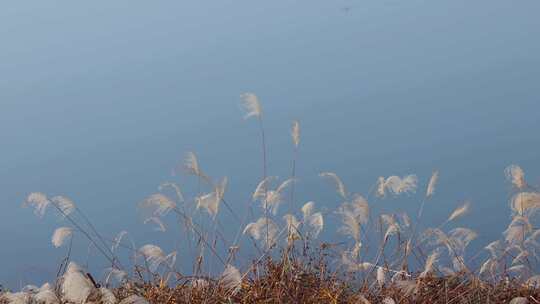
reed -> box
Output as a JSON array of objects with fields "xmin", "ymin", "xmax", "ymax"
[{"xmin": 3, "ymin": 97, "xmax": 540, "ymax": 304}]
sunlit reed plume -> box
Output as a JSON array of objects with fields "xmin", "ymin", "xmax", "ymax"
[
  {"xmin": 291, "ymin": 120, "xmax": 300, "ymax": 148},
  {"xmin": 283, "ymin": 214, "xmax": 301, "ymax": 241},
  {"xmin": 377, "ymin": 175, "xmax": 418, "ymax": 197},
  {"xmin": 24, "ymin": 192, "xmax": 50, "ymax": 217},
  {"xmin": 301, "ymin": 201, "xmax": 324, "ymax": 238},
  {"xmin": 51, "ymin": 196, "xmax": 76, "ymax": 216},
  {"xmin": 243, "ymin": 217, "xmax": 279, "ymax": 250},
  {"xmin": 139, "ymin": 193, "xmax": 176, "ymax": 217},
  {"xmin": 139, "ymin": 244, "xmax": 166, "ymax": 272},
  {"xmin": 377, "ymin": 266, "xmax": 386, "ymax": 287},
  {"xmin": 158, "ymin": 182, "xmax": 185, "ymax": 203},
  {"xmin": 336, "ymin": 195, "xmax": 369, "ymax": 242},
  {"xmin": 100, "ymin": 288, "xmax": 117, "ymax": 304},
  {"xmin": 196, "ymin": 177, "xmax": 228, "ymax": 218},
  {"xmin": 447, "ymin": 201, "xmax": 470, "ymax": 223},
  {"xmin": 505, "ymin": 164, "xmax": 527, "ymax": 190},
  {"xmin": 319, "ymin": 172, "xmax": 347, "ymax": 198},
  {"xmin": 143, "ymin": 217, "xmax": 167, "ymax": 232},
  {"xmin": 34, "ymin": 283, "xmax": 59, "ymax": 304},
  {"xmin": 61, "ymin": 262, "xmax": 95, "ymax": 304},
  {"xmin": 420, "ymin": 249, "xmax": 440, "ymax": 278},
  {"xmin": 52, "ymin": 227, "xmax": 73, "ymax": 248},
  {"xmin": 426, "ymin": 170, "xmax": 439, "ymax": 198},
  {"xmin": 240, "ymin": 93, "xmax": 262, "ymax": 119},
  {"xmin": 221, "ymin": 264, "xmax": 242, "ymax": 294},
  {"xmin": 511, "ymin": 192, "xmax": 540, "ymax": 216},
  {"xmin": 184, "ymin": 152, "xmax": 208, "ymax": 181}
]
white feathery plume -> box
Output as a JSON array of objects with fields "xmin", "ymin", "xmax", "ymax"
[
  {"xmin": 243, "ymin": 217, "xmax": 279, "ymax": 249},
  {"xmin": 253, "ymin": 178, "xmax": 292, "ymax": 214},
  {"xmin": 420, "ymin": 249, "xmax": 440, "ymax": 278},
  {"xmin": 221, "ymin": 264, "xmax": 242, "ymax": 294},
  {"xmin": 196, "ymin": 192, "xmax": 218, "ymax": 217},
  {"xmin": 511, "ymin": 192, "xmax": 540, "ymax": 216},
  {"xmin": 99, "ymin": 288, "xmax": 117, "ymax": 304},
  {"xmin": 306, "ymin": 213, "xmax": 324, "ymax": 239},
  {"xmin": 447, "ymin": 227, "xmax": 477, "ymax": 255},
  {"xmin": 505, "ymin": 164, "xmax": 527, "ymax": 190},
  {"xmin": 301, "ymin": 201, "xmax": 324, "ymax": 238},
  {"xmin": 379, "ymin": 175, "xmax": 418, "ymax": 197},
  {"xmin": 421, "ymin": 228, "xmax": 448, "ymax": 248},
  {"xmin": 291, "ymin": 120, "xmax": 300, "ymax": 148},
  {"xmin": 336, "ymin": 195, "xmax": 369, "ymax": 242},
  {"xmin": 252, "ymin": 176, "xmax": 276, "ymax": 201},
  {"xmin": 351, "ymin": 241, "xmax": 362, "ymax": 260},
  {"xmin": 158, "ymin": 182, "xmax": 184, "ymax": 202},
  {"xmin": 143, "ymin": 217, "xmax": 166, "ymax": 232},
  {"xmin": 509, "ymin": 297, "xmax": 529, "ymax": 304},
  {"xmin": 426, "ymin": 170, "xmax": 439, "ymax": 198},
  {"xmin": 62, "ymin": 262, "xmax": 96, "ymax": 304},
  {"xmin": 184, "ymin": 152, "xmax": 204, "ymax": 178},
  {"xmin": 446, "ymin": 201, "xmax": 470, "ymax": 223},
  {"xmin": 376, "ymin": 177, "xmax": 386, "ymax": 197},
  {"xmin": 139, "ymin": 244, "xmax": 166, "ymax": 272},
  {"xmin": 384, "ymin": 223, "xmax": 399, "ymax": 241},
  {"xmin": 196, "ymin": 177, "xmax": 227, "ymax": 218},
  {"xmin": 52, "ymin": 227, "xmax": 73, "ymax": 248},
  {"xmin": 479, "ymin": 258, "xmax": 495, "ymax": 277},
  {"xmin": 215, "ymin": 176, "xmax": 228, "ymax": 203},
  {"xmin": 276, "ymin": 178, "xmax": 295, "ymax": 194},
  {"xmin": 24, "ymin": 192, "xmax": 51, "ymax": 217},
  {"xmin": 380, "ymin": 214, "xmax": 396, "ymax": 228},
  {"xmin": 283, "ymin": 214, "xmax": 301, "ymax": 240},
  {"xmin": 240, "ymin": 93, "xmax": 262, "ymax": 119},
  {"xmin": 301, "ymin": 201, "xmax": 315, "ymax": 218},
  {"xmin": 118, "ymin": 295, "xmax": 150, "ymax": 304},
  {"xmin": 139, "ymin": 194, "xmax": 176, "ymax": 218},
  {"xmin": 1, "ymin": 292, "xmax": 31, "ymax": 304},
  {"xmin": 504, "ymin": 216, "xmax": 532, "ymax": 245},
  {"xmin": 319, "ymin": 172, "xmax": 347, "ymax": 198},
  {"xmin": 265, "ymin": 178, "xmax": 294, "ymax": 214},
  {"xmin": 376, "ymin": 266, "xmax": 386, "ymax": 287},
  {"xmin": 51, "ymin": 196, "xmax": 76, "ymax": 216},
  {"xmin": 34, "ymin": 283, "xmax": 59, "ymax": 304}
]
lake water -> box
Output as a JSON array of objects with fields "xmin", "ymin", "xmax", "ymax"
[{"xmin": 1, "ymin": 0, "xmax": 539, "ymax": 288}]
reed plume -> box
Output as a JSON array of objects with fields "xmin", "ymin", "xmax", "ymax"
[{"xmin": 52, "ymin": 227, "xmax": 73, "ymax": 248}]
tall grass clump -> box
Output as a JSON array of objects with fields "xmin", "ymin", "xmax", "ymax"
[{"xmin": 2, "ymin": 95, "xmax": 540, "ymax": 304}]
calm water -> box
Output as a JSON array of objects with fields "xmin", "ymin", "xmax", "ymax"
[{"xmin": 1, "ymin": 0, "xmax": 539, "ymax": 288}]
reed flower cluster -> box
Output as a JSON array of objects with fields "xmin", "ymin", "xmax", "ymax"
[{"xmin": 2, "ymin": 95, "xmax": 540, "ymax": 303}]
